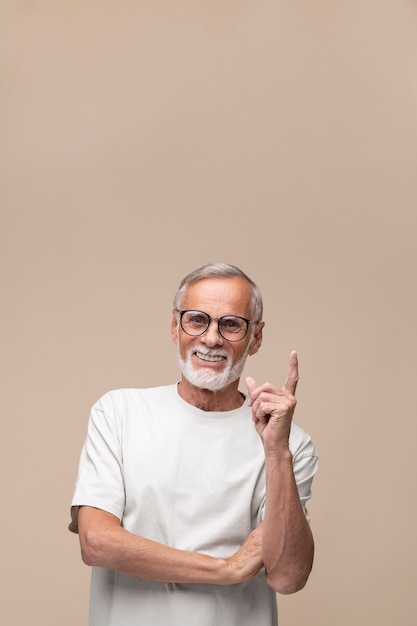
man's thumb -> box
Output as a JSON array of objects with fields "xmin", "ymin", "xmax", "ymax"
[{"xmin": 245, "ymin": 376, "xmax": 257, "ymax": 396}]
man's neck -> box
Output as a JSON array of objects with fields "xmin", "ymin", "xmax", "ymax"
[{"xmin": 177, "ymin": 377, "xmax": 245, "ymax": 412}]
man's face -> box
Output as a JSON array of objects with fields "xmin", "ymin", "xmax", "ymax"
[{"xmin": 171, "ymin": 277, "xmax": 263, "ymax": 391}]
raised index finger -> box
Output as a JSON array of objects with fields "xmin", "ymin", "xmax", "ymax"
[{"xmin": 282, "ymin": 350, "xmax": 299, "ymax": 395}]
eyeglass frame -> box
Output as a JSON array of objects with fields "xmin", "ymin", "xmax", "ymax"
[{"xmin": 176, "ymin": 309, "xmax": 255, "ymax": 342}]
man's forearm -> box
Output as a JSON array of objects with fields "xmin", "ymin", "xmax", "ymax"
[
  {"xmin": 78, "ymin": 506, "xmax": 263, "ymax": 586},
  {"xmin": 262, "ymin": 450, "xmax": 314, "ymax": 594}
]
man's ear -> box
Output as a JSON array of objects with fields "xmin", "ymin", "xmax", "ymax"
[
  {"xmin": 248, "ymin": 322, "xmax": 264, "ymax": 356},
  {"xmin": 171, "ymin": 310, "xmax": 179, "ymax": 344}
]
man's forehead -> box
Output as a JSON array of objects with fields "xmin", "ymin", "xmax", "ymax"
[{"xmin": 182, "ymin": 277, "xmax": 252, "ymax": 311}]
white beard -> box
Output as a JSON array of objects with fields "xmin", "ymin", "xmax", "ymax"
[{"xmin": 177, "ymin": 344, "xmax": 252, "ymax": 392}]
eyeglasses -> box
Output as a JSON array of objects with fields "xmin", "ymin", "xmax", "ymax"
[{"xmin": 177, "ymin": 309, "xmax": 253, "ymax": 342}]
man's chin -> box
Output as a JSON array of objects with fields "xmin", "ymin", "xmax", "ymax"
[
  {"xmin": 178, "ymin": 351, "xmax": 248, "ymax": 392},
  {"xmin": 179, "ymin": 363, "xmax": 233, "ymax": 392},
  {"xmin": 185, "ymin": 372, "xmax": 229, "ymax": 392}
]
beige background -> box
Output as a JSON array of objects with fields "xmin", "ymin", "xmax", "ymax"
[{"xmin": 1, "ymin": 1, "xmax": 416, "ymax": 624}]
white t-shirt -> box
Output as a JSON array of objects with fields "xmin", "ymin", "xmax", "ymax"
[{"xmin": 71, "ymin": 384, "xmax": 318, "ymax": 626}]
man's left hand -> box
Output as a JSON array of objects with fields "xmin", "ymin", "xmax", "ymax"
[{"xmin": 245, "ymin": 351, "xmax": 299, "ymax": 453}]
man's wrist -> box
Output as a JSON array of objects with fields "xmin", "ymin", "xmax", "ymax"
[
  {"xmin": 217, "ymin": 557, "xmax": 239, "ymax": 585},
  {"xmin": 264, "ymin": 446, "xmax": 293, "ymax": 462}
]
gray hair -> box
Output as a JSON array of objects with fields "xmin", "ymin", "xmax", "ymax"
[{"xmin": 173, "ymin": 262, "xmax": 263, "ymax": 322}]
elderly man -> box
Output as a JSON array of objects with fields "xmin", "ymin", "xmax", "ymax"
[{"xmin": 69, "ymin": 262, "xmax": 318, "ymax": 626}]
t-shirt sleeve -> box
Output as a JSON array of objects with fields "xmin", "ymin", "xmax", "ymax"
[
  {"xmin": 290, "ymin": 425, "xmax": 318, "ymax": 520},
  {"xmin": 69, "ymin": 393, "xmax": 125, "ymax": 533},
  {"xmin": 255, "ymin": 424, "xmax": 318, "ymax": 525}
]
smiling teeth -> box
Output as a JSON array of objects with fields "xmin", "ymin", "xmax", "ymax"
[{"xmin": 195, "ymin": 351, "xmax": 226, "ymax": 362}]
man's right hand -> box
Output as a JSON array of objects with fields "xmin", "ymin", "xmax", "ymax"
[{"xmin": 223, "ymin": 524, "xmax": 264, "ymax": 584}]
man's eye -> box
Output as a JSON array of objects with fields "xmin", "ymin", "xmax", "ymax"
[
  {"xmin": 221, "ymin": 318, "xmax": 241, "ymax": 330},
  {"xmin": 189, "ymin": 315, "xmax": 206, "ymax": 325}
]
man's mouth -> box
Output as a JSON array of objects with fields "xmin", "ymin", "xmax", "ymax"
[{"xmin": 194, "ymin": 350, "xmax": 227, "ymax": 363}]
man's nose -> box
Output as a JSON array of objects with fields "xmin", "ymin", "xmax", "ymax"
[{"xmin": 201, "ymin": 319, "xmax": 224, "ymax": 346}]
